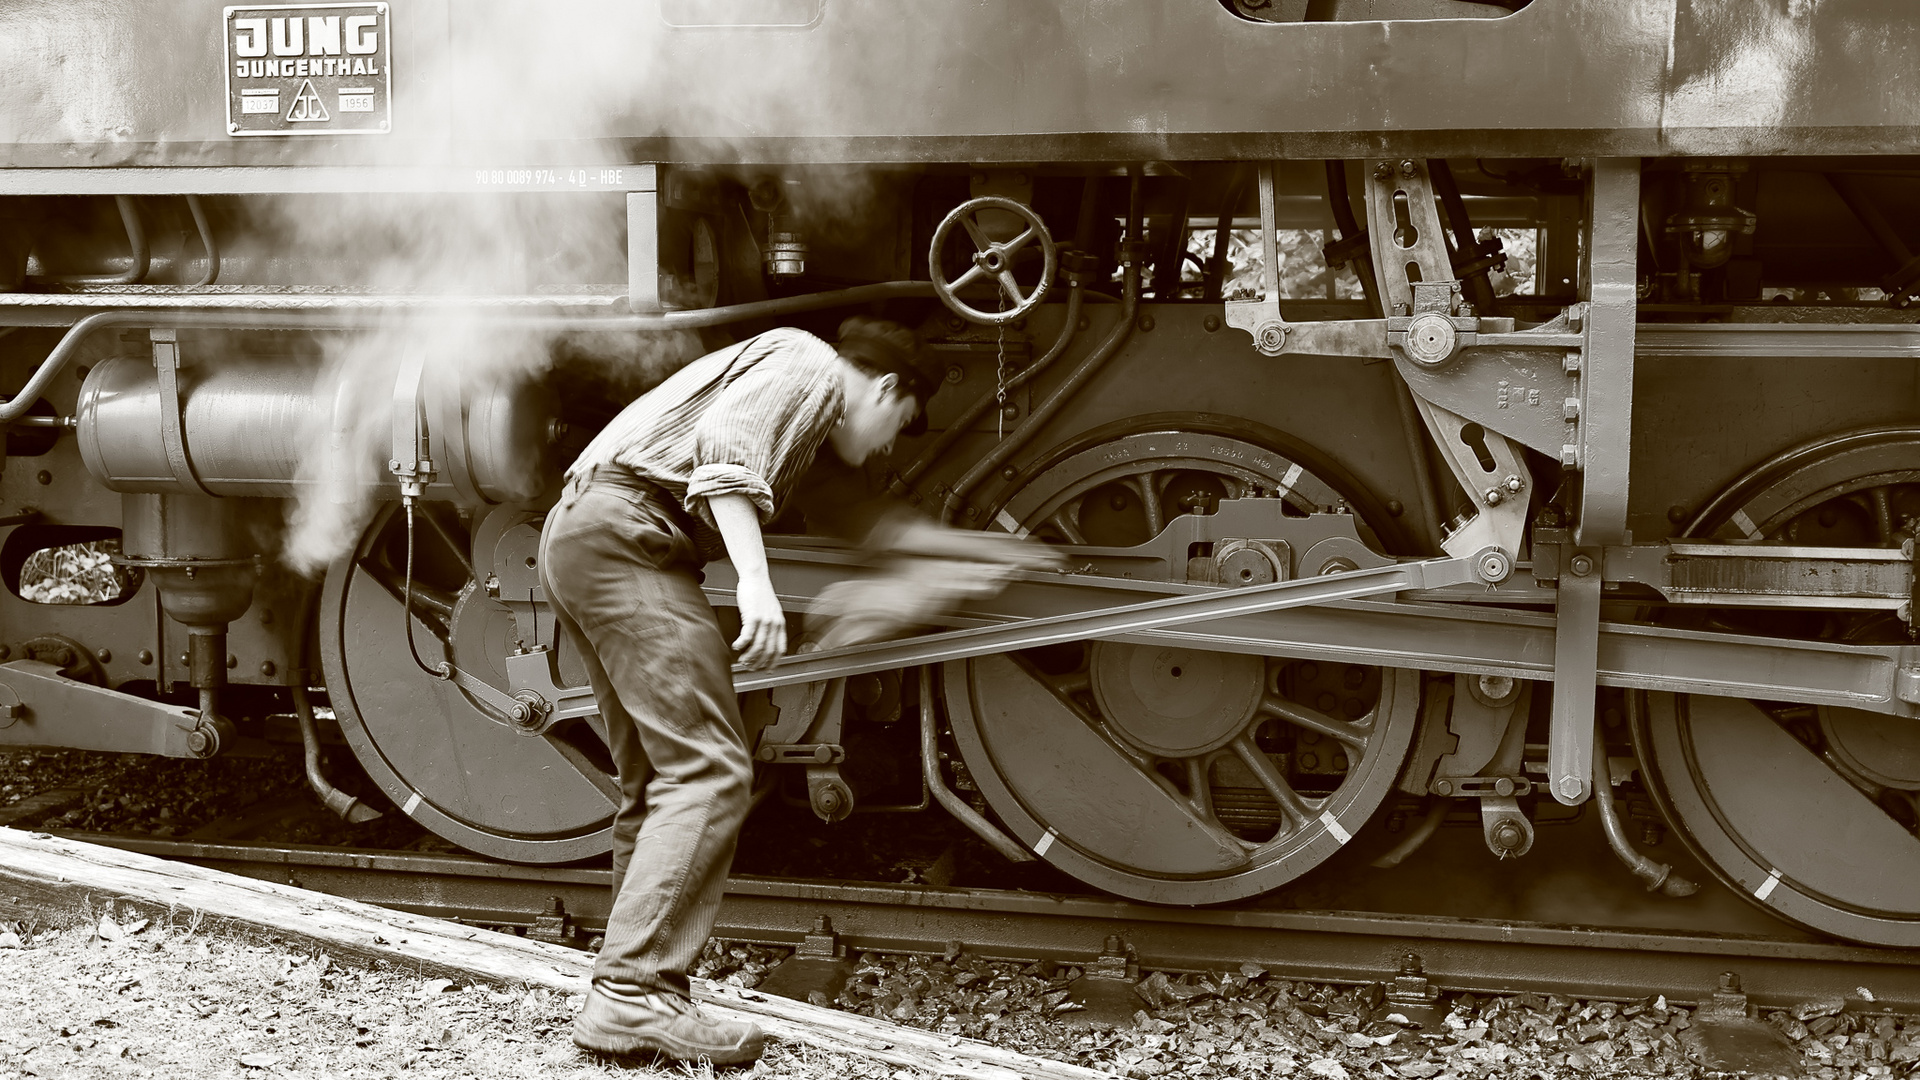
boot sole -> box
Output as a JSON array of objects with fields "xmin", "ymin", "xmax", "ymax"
[{"xmin": 573, "ymin": 1020, "xmax": 765, "ymax": 1064}]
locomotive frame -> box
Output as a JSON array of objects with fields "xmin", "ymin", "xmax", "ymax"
[{"xmin": 7, "ymin": 0, "xmax": 1920, "ymax": 950}]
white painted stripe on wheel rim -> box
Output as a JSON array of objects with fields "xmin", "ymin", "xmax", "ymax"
[
  {"xmin": 1033, "ymin": 828, "xmax": 1057, "ymax": 856},
  {"xmin": 1732, "ymin": 508, "xmax": 1762, "ymax": 540},
  {"xmin": 993, "ymin": 509, "xmax": 1030, "ymax": 539},
  {"xmin": 1754, "ymin": 868, "xmax": 1782, "ymax": 901},
  {"xmin": 401, "ymin": 792, "xmax": 422, "ymax": 816},
  {"xmin": 1274, "ymin": 462, "xmax": 1305, "ymax": 500},
  {"xmin": 1319, "ymin": 811, "xmax": 1351, "ymax": 845}
]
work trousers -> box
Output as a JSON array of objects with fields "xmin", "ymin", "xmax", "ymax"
[{"xmin": 537, "ymin": 466, "xmax": 753, "ymax": 1000}]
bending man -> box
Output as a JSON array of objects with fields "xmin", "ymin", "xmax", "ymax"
[{"xmin": 541, "ymin": 316, "xmax": 933, "ymax": 1063}]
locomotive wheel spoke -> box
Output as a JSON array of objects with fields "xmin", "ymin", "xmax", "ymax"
[
  {"xmin": 1047, "ymin": 507, "xmax": 1088, "ymax": 545},
  {"xmin": 1259, "ymin": 695, "xmax": 1371, "ymax": 751},
  {"xmin": 1231, "ymin": 735, "xmax": 1314, "ymax": 830},
  {"xmin": 1125, "ymin": 473, "xmax": 1166, "ymax": 537}
]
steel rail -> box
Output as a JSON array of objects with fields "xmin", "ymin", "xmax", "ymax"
[{"xmin": 57, "ymin": 832, "xmax": 1920, "ymax": 1013}]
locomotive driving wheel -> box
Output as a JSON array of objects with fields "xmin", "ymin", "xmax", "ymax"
[
  {"xmin": 319, "ymin": 503, "xmax": 617, "ymax": 863},
  {"xmin": 943, "ymin": 428, "xmax": 1420, "ymax": 904},
  {"xmin": 1635, "ymin": 427, "xmax": 1920, "ymax": 945}
]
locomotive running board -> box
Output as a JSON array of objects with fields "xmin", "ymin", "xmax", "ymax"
[{"xmin": 709, "ymin": 547, "xmax": 1920, "ymax": 719}]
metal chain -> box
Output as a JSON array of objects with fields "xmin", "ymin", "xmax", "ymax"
[{"xmin": 995, "ymin": 319, "xmax": 1008, "ymax": 439}]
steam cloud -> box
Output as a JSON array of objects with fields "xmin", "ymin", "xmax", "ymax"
[
  {"xmin": 265, "ymin": 6, "xmax": 899, "ymax": 574},
  {"xmin": 270, "ymin": 193, "xmax": 694, "ymax": 575}
]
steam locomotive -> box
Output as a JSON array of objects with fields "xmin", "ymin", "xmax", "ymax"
[{"xmin": 7, "ymin": 0, "xmax": 1920, "ymax": 949}]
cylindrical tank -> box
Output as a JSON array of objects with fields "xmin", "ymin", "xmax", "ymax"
[{"xmin": 76, "ymin": 357, "xmax": 556, "ymax": 504}]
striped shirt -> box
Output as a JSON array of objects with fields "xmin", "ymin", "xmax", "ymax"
[{"xmin": 567, "ymin": 327, "xmax": 846, "ymax": 561}]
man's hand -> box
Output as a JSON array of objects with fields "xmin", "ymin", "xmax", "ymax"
[
  {"xmin": 709, "ymin": 492, "xmax": 788, "ymax": 670},
  {"xmin": 731, "ymin": 572, "xmax": 787, "ymax": 669}
]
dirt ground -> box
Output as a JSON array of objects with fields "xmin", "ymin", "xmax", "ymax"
[{"xmin": 0, "ymin": 906, "xmax": 923, "ymax": 1080}]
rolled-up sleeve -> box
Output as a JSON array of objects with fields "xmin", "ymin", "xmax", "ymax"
[{"xmin": 685, "ymin": 350, "xmax": 843, "ymax": 531}]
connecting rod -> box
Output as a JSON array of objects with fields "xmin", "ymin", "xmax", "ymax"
[{"xmin": 729, "ymin": 556, "xmax": 1476, "ymax": 692}]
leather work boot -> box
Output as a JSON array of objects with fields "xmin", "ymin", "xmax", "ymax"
[{"xmin": 571, "ymin": 987, "xmax": 766, "ymax": 1064}]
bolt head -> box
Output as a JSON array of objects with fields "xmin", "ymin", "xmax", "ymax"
[
  {"xmin": 1256, "ymin": 322, "xmax": 1288, "ymax": 354},
  {"xmin": 1374, "ymin": 162, "xmax": 1394, "ymax": 181},
  {"xmin": 1491, "ymin": 820, "xmax": 1525, "ymax": 849},
  {"xmin": 1476, "ymin": 550, "xmax": 1512, "ymax": 583},
  {"xmin": 1399, "ymin": 159, "xmax": 1418, "ymax": 177},
  {"xmin": 1483, "ymin": 487, "xmax": 1505, "ymax": 507},
  {"xmin": 1402, "ymin": 312, "xmax": 1457, "ymax": 365},
  {"xmin": 1477, "ymin": 674, "xmax": 1515, "ymax": 702},
  {"xmin": 1557, "ymin": 775, "xmax": 1585, "ymax": 799},
  {"xmin": 1570, "ymin": 554, "xmax": 1595, "ymax": 577}
]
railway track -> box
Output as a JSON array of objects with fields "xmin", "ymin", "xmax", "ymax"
[{"xmin": 50, "ymin": 827, "xmax": 1920, "ymax": 1015}]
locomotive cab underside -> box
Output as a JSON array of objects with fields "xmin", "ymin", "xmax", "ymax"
[{"xmin": 6, "ymin": 155, "xmax": 1920, "ymax": 948}]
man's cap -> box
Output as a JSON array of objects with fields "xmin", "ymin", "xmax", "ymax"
[{"xmin": 836, "ymin": 316, "xmax": 942, "ymax": 437}]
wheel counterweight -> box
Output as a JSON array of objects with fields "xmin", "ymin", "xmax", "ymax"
[
  {"xmin": 1637, "ymin": 428, "xmax": 1920, "ymax": 944},
  {"xmin": 320, "ymin": 503, "xmax": 617, "ymax": 863}
]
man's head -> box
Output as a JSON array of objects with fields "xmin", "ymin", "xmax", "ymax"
[{"xmin": 830, "ymin": 316, "xmax": 934, "ymax": 464}]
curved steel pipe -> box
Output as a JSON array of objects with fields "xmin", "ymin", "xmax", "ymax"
[
  {"xmin": 185, "ymin": 194, "xmax": 220, "ymax": 287},
  {"xmin": 1595, "ymin": 725, "xmax": 1697, "ymax": 897},
  {"xmin": 34, "ymin": 195, "xmax": 150, "ymax": 286},
  {"xmin": 920, "ymin": 667, "xmax": 1034, "ymax": 864},
  {"xmin": 0, "ymin": 281, "xmax": 939, "ymax": 425},
  {"xmin": 294, "ymin": 684, "xmax": 383, "ymax": 824},
  {"xmin": 1370, "ymin": 797, "xmax": 1448, "ymax": 869},
  {"xmin": 942, "ymin": 265, "xmax": 1137, "ymax": 523},
  {"xmin": 895, "ymin": 283, "xmax": 1082, "ymax": 492},
  {"xmin": 941, "ymin": 170, "xmax": 1144, "ymax": 524}
]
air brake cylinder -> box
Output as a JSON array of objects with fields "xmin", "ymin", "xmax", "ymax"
[
  {"xmin": 119, "ymin": 492, "xmax": 259, "ymax": 756},
  {"xmin": 74, "ymin": 356, "xmax": 557, "ymax": 503}
]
